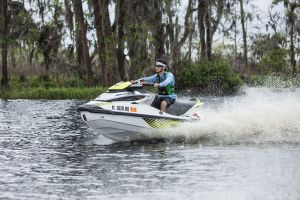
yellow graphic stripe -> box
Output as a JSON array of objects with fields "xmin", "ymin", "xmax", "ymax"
[
  {"xmin": 95, "ymin": 102, "xmax": 112, "ymax": 107},
  {"xmin": 144, "ymin": 118, "xmax": 181, "ymax": 129},
  {"xmin": 194, "ymin": 99, "xmax": 203, "ymax": 108}
]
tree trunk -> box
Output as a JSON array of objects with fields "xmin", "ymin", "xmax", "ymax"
[
  {"xmin": 289, "ymin": 6, "xmax": 296, "ymax": 76},
  {"xmin": 0, "ymin": 0, "xmax": 9, "ymax": 89},
  {"xmin": 153, "ymin": 1, "xmax": 165, "ymax": 59},
  {"xmin": 100, "ymin": 0, "xmax": 120, "ymax": 84},
  {"xmin": 166, "ymin": 0, "xmax": 174, "ymax": 63},
  {"xmin": 75, "ymin": 26, "xmax": 84, "ymax": 79},
  {"xmin": 73, "ymin": 0, "xmax": 94, "ymax": 86},
  {"xmin": 205, "ymin": 0, "xmax": 212, "ymax": 61},
  {"xmin": 188, "ymin": 21, "xmax": 194, "ymax": 63},
  {"xmin": 198, "ymin": 0, "xmax": 207, "ymax": 60},
  {"xmin": 92, "ymin": 0, "xmax": 107, "ymax": 85},
  {"xmin": 140, "ymin": 32, "xmax": 148, "ymax": 75},
  {"xmin": 164, "ymin": 0, "xmax": 195, "ymax": 74},
  {"xmin": 198, "ymin": 0, "xmax": 225, "ymax": 61},
  {"xmin": 239, "ymin": 0, "xmax": 248, "ymax": 70},
  {"xmin": 128, "ymin": 26, "xmax": 137, "ymax": 80},
  {"xmin": 116, "ymin": 0, "xmax": 125, "ymax": 80},
  {"xmin": 173, "ymin": 16, "xmax": 180, "ymax": 76}
]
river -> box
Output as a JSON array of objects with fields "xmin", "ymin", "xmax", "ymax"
[{"xmin": 1, "ymin": 87, "xmax": 300, "ymax": 200}]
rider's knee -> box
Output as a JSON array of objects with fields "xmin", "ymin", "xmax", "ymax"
[{"xmin": 161, "ymin": 101, "xmax": 167, "ymax": 107}]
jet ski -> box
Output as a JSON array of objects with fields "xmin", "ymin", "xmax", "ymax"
[{"xmin": 78, "ymin": 81, "xmax": 203, "ymax": 142}]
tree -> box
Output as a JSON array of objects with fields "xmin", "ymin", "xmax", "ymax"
[
  {"xmin": 152, "ymin": 0, "xmax": 165, "ymax": 59},
  {"xmin": 267, "ymin": 8, "xmax": 281, "ymax": 34},
  {"xmin": 197, "ymin": 0, "xmax": 226, "ymax": 61},
  {"xmin": 73, "ymin": 0, "xmax": 95, "ymax": 86},
  {"xmin": 100, "ymin": 0, "xmax": 120, "ymax": 84},
  {"xmin": 92, "ymin": 0, "xmax": 107, "ymax": 85},
  {"xmin": 258, "ymin": 48, "xmax": 288, "ymax": 73},
  {"xmin": 273, "ymin": 0, "xmax": 300, "ymax": 76},
  {"xmin": 125, "ymin": 0, "xmax": 151, "ymax": 80},
  {"xmin": 166, "ymin": 0, "xmax": 196, "ymax": 74},
  {"xmin": 198, "ymin": 0, "xmax": 206, "ymax": 60},
  {"xmin": 251, "ymin": 33, "xmax": 286, "ymax": 60},
  {"xmin": 0, "ymin": 0, "xmax": 9, "ymax": 89},
  {"xmin": 115, "ymin": 0, "xmax": 126, "ymax": 81},
  {"xmin": 239, "ymin": 0, "xmax": 248, "ymax": 69},
  {"xmin": 251, "ymin": 33, "xmax": 287, "ymax": 73}
]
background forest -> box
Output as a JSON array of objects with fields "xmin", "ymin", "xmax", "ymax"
[{"xmin": 0, "ymin": 0, "xmax": 300, "ymax": 97}]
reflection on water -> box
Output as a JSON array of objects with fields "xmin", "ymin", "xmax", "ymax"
[{"xmin": 1, "ymin": 87, "xmax": 300, "ymax": 200}]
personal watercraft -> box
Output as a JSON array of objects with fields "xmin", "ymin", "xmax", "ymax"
[{"xmin": 78, "ymin": 81, "xmax": 203, "ymax": 142}]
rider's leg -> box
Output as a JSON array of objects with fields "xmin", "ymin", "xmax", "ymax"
[{"xmin": 160, "ymin": 100, "xmax": 168, "ymax": 112}]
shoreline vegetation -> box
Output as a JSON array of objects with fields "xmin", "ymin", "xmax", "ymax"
[
  {"xmin": 0, "ymin": 75, "xmax": 106, "ymax": 99},
  {"xmin": 1, "ymin": 74, "xmax": 299, "ymax": 100},
  {"xmin": 0, "ymin": 86, "xmax": 107, "ymax": 100}
]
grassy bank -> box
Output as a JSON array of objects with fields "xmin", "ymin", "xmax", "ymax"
[
  {"xmin": 0, "ymin": 87, "xmax": 107, "ymax": 100},
  {"xmin": 0, "ymin": 76, "xmax": 108, "ymax": 99}
]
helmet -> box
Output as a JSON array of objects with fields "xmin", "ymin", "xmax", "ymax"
[{"xmin": 155, "ymin": 58, "xmax": 168, "ymax": 69}]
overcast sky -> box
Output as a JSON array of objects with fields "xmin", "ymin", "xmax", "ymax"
[
  {"xmin": 254, "ymin": 0, "xmax": 273, "ymax": 10},
  {"xmin": 250, "ymin": 0, "xmax": 284, "ymax": 33},
  {"xmin": 254, "ymin": 0, "xmax": 284, "ymax": 15}
]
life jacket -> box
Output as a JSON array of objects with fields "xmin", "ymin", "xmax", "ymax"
[{"xmin": 156, "ymin": 72, "xmax": 175, "ymax": 95}]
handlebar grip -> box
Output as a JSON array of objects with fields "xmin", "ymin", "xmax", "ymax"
[{"xmin": 142, "ymin": 82, "xmax": 154, "ymax": 86}]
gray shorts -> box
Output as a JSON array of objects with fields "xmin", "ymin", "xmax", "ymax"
[
  {"xmin": 152, "ymin": 96, "xmax": 176, "ymax": 109},
  {"xmin": 158, "ymin": 97, "xmax": 175, "ymax": 108}
]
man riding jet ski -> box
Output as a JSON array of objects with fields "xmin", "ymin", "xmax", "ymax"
[
  {"xmin": 131, "ymin": 58, "xmax": 176, "ymax": 113},
  {"xmin": 78, "ymin": 60, "xmax": 203, "ymax": 142}
]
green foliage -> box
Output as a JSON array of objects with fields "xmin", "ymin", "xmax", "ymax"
[
  {"xmin": 0, "ymin": 76, "xmax": 106, "ymax": 99},
  {"xmin": 245, "ymin": 74, "xmax": 300, "ymax": 88},
  {"xmin": 258, "ymin": 48, "xmax": 288, "ymax": 73},
  {"xmin": 251, "ymin": 33, "xmax": 286, "ymax": 60},
  {"xmin": 176, "ymin": 60, "xmax": 243, "ymax": 94},
  {"xmin": 251, "ymin": 33, "xmax": 289, "ymax": 74},
  {"xmin": 0, "ymin": 87, "xmax": 106, "ymax": 100},
  {"xmin": 13, "ymin": 75, "xmax": 86, "ymax": 88},
  {"xmin": 272, "ymin": 0, "xmax": 282, "ymax": 5},
  {"xmin": 9, "ymin": 4, "xmax": 39, "ymax": 46}
]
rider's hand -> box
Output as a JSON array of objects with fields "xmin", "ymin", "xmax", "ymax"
[
  {"xmin": 154, "ymin": 83, "xmax": 160, "ymax": 88},
  {"xmin": 130, "ymin": 80, "xmax": 135, "ymax": 84}
]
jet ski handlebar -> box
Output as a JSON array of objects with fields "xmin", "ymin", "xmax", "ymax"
[
  {"xmin": 130, "ymin": 80, "xmax": 154, "ymax": 87},
  {"xmin": 141, "ymin": 81, "xmax": 154, "ymax": 87}
]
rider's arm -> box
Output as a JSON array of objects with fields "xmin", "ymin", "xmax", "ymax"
[
  {"xmin": 159, "ymin": 73, "xmax": 174, "ymax": 87},
  {"xmin": 140, "ymin": 74, "xmax": 157, "ymax": 83}
]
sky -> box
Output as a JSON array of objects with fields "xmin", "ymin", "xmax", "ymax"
[
  {"xmin": 254, "ymin": 0, "xmax": 274, "ymax": 10},
  {"xmin": 249, "ymin": 0, "xmax": 285, "ymax": 34},
  {"xmin": 253, "ymin": 0, "xmax": 284, "ymax": 19}
]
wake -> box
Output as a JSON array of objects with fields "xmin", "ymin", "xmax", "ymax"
[{"xmin": 165, "ymin": 87, "xmax": 300, "ymax": 145}]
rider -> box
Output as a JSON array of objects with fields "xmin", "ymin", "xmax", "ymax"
[{"xmin": 132, "ymin": 58, "xmax": 176, "ymax": 112}]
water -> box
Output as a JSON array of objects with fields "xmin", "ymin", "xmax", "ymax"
[{"xmin": 1, "ymin": 87, "xmax": 300, "ymax": 200}]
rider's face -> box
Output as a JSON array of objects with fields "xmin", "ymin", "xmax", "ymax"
[{"xmin": 155, "ymin": 66, "xmax": 164, "ymax": 73}]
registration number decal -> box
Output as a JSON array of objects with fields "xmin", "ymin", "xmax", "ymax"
[{"xmin": 112, "ymin": 105, "xmax": 137, "ymax": 112}]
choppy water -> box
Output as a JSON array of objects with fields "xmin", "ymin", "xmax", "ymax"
[{"xmin": 1, "ymin": 87, "xmax": 300, "ymax": 200}]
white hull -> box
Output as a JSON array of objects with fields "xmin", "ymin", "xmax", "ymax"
[{"xmin": 81, "ymin": 111, "xmax": 161, "ymax": 142}]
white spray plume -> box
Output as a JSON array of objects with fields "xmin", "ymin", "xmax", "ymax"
[{"xmin": 165, "ymin": 87, "xmax": 300, "ymax": 145}]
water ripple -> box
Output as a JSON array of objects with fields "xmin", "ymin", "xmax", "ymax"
[{"xmin": 1, "ymin": 89, "xmax": 300, "ymax": 200}]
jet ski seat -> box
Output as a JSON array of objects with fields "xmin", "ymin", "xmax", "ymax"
[
  {"xmin": 150, "ymin": 96, "xmax": 196, "ymax": 116},
  {"xmin": 166, "ymin": 99, "xmax": 196, "ymax": 116}
]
